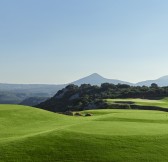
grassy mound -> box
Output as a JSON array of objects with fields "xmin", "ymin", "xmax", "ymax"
[{"xmin": 1, "ymin": 105, "xmax": 168, "ymax": 161}]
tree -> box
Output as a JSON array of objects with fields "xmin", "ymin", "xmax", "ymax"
[{"xmin": 150, "ymin": 83, "xmax": 158, "ymax": 88}]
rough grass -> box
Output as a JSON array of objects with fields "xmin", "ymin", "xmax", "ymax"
[{"xmin": 1, "ymin": 105, "xmax": 168, "ymax": 161}]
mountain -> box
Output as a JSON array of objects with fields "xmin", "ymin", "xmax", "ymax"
[
  {"xmin": 0, "ymin": 73, "xmax": 133, "ymax": 104},
  {"xmin": 136, "ymin": 75, "xmax": 168, "ymax": 87},
  {"xmin": 72, "ymin": 73, "xmax": 133, "ymax": 86}
]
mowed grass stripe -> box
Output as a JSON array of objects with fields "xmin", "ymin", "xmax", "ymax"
[{"xmin": 1, "ymin": 130, "xmax": 168, "ymax": 162}]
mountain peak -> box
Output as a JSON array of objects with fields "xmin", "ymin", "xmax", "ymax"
[
  {"xmin": 71, "ymin": 73, "xmax": 132, "ymax": 86},
  {"xmin": 88, "ymin": 73, "xmax": 104, "ymax": 78}
]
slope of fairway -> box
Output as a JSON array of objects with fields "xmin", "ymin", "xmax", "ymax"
[
  {"xmin": 1, "ymin": 105, "xmax": 168, "ymax": 161},
  {"xmin": 0, "ymin": 105, "xmax": 81, "ymax": 142}
]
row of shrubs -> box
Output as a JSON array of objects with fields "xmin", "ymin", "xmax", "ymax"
[{"xmin": 64, "ymin": 111, "xmax": 93, "ymax": 117}]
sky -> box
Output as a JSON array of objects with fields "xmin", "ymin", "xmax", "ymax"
[{"xmin": 0, "ymin": 0, "xmax": 168, "ymax": 84}]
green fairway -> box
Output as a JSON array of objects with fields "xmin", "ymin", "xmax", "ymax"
[
  {"xmin": 1, "ymin": 105, "xmax": 168, "ymax": 161},
  {"xmin": 105, "ymin": 98, "xmax": 168, "ymax": 108}
]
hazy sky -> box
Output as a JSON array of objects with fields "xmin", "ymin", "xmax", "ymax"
[{"xmin": 1, "ymin": 0, "xmax": 168, "ymax": 84}]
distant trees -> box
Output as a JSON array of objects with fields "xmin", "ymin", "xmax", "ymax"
[{"xmin": 150, "ymin": 83, "xmax": 158, "ymax": 88}]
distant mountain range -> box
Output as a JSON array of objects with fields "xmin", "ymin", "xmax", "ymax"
[
  {"xmin": 71, "ymin": 73, "xmax": 168, "ymax": 87},
  {"xmin": 1, "ymin": 73, "xmax": 168, "ymax": 104},
  {"xmin": 0, "ymin": 84, "xmax": 65, "ymax": 104}
]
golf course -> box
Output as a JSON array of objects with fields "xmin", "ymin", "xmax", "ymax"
[
  {"xmin": 2, "ymin": 0, "xmax": 168, "ymax": 161},
  {"xmin": 1, "ymin": 99, "xmax": 168, "ymax": 162}
]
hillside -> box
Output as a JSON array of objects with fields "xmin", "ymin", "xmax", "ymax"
[
  {"xmin": 2, "ymin": 73, "xmax": 168, "ymax": 105},
  {"xmin": 2, "ymin": 105, "xmax": 168, "ymax": 161},
  {"xmin": 0, "ymin": 73, "xmax": 132, "ymax": 104},
  {"xmin": 36, "ymin": 83, "xmax": 168, "ymax": 112}
]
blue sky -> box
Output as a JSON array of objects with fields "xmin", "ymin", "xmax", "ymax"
[{"xmin": 0, "ymin": 0, "xmax": 168, "ymax": 84}]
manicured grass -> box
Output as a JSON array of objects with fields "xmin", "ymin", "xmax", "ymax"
[
  {"xmin": 105, "ymin": 97, "xmax": 168, "ymax": 108},
  {"xmin": 1, "ymin": 105, "xmax": 168, "ymax": 161}
]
